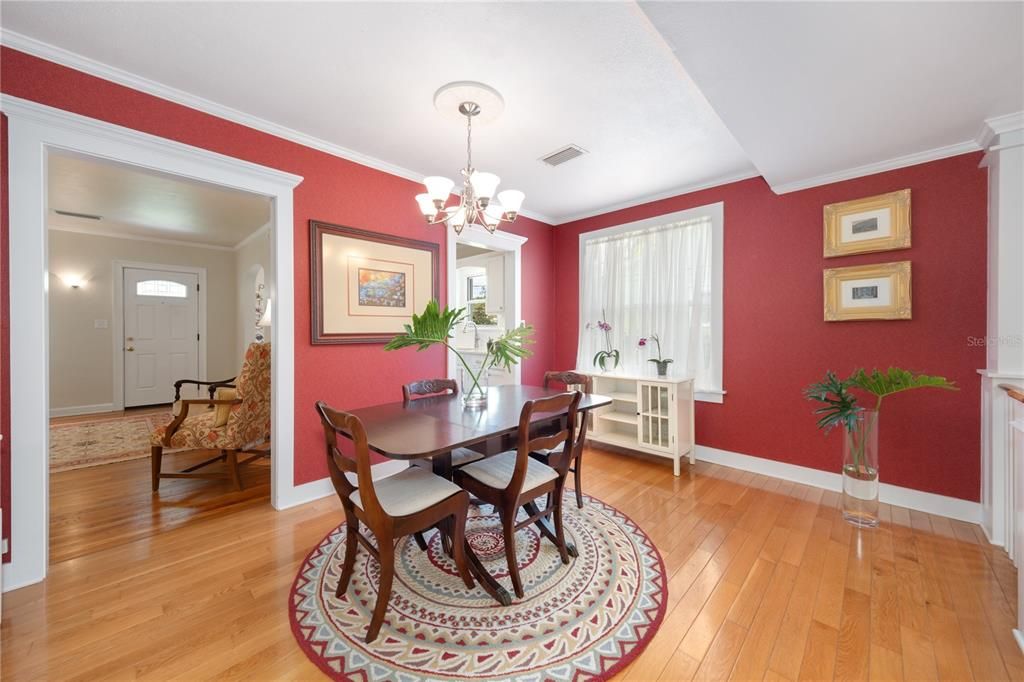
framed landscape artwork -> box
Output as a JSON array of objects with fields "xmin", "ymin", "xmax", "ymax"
[
  {"xmin": 823, "ymin": 189, "xmax": 911, "ymax": 257},
  {"xmin": 310, "ymin": 221, "xmax": 439, "ymax": 344},
  {"xmin": 824, "ymin": 261, "xmax": 912, "ymax": 321}
]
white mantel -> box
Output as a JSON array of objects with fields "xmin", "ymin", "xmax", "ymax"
[{"xmin": 978, "ymin": 111, "xmax": 1024, "ymax": 547}]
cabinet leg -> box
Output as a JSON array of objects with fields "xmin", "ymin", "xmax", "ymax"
[{"xmin": 674, "ymin": 458, "xmax": 680, "ymax": 477}]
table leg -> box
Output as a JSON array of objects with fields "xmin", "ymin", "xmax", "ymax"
[
  {"xmin": 523, "ymin": 500, "xmax": 578, "ymax": 558},
  {"xmin": 463, "ymin": 538, "xmax": 513, "ymax": 606}
]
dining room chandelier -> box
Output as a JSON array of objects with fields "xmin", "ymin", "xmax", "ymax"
[{"xmin": 415, "ymin": 83, "xmax": 525, "ymax": 235}]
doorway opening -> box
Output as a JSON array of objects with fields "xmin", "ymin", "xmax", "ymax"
[
  {"xmin": 45, "ymin": 150, "xmax": 276, "ymax": 564},
  {"xmin": 445, "ymin": 226, "xmax": 528, "ymax": 385}
]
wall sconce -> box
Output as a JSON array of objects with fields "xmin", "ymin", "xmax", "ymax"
[{"xmin": 60, "ymin": 274, "xmax": 86, "ymax": 289}]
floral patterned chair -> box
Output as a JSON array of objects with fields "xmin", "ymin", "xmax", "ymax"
[{"xmin": 150, "ymin": 342, "xmax": 271, "ymax": 491}]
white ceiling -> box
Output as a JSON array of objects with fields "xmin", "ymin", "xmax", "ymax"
[
  {"xmin": 639, "ymin": 1, "xmax": 1024, "ymax": 192},
  {"xmin": 0, "ymin": 1, "xmax": 755, "ymax": 224},
  {"xmin": 3, "ymin": 2, "xmax": 1021, "ymax": 222},
  {"xmin": 47, "ymin": 151, "xmax": 271, "ymax": 248}
]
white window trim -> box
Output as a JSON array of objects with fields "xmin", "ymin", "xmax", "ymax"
[{"xmin": 578, "ymin": 202, "xmax": 725, "ymax": 403}]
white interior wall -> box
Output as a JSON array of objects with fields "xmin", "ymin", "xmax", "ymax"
[
  {"xmin": 234, "ymin": 227, "xmax": 271, "ymax": 364},
  {"xmin": 47, "ymin": 229, "xmax": 239, "ymax": 412}
]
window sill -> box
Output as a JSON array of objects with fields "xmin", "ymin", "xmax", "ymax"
[{"xmin": 696, "ymin": 389, "xmax": 726, "ymax": 404}]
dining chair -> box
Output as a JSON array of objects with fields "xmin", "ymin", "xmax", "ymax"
[
  {"xmin": 401, "ymin": 378, "xmax": 484, "ymax": 468},
  {"xmin": 316, "ymin": 400, "xmax": 474, "ymax": 643},
  {"xmin": 454, "ymin": 391, "xmax": 582, "ymax": 599},
  {"xmin": 534, "ymin": 371, "xmax": 593, "ymax": 508}
]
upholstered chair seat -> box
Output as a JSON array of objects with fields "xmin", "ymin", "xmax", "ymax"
[
  {"xmin": 450, "ymin": 447, "xmax": 485, "ymax": 467},
  {"xmin": 458, "ymin": 450, "xmax": 559, "ymax": 493},
  {"xmin": 350, "ymin": 467, "xmax": 466, "ymax": 517}
]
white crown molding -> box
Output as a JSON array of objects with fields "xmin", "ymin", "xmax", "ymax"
[
  {"xmin": 975, "ymin": 111, "xmax": 1024, "ymax": 150},
  {"xmin": 0, "ymin": 29, "xmax": 557, "ymax": 225},
  {"xmin": 696, "ymin": 445, "xmax": 982, "ymax": 527},
  {"xmin": 551, "ymin": 170, "xmax": 760, "ymax": 225},
  {"xmin": 48, "ymin": 222, "xmax": 238, "ymax": 252},
  {"xmin": 770, "ymin": 140, "xmax": 981, "ymax": 195},
  {"xmin": 0, "ymin": 94, "xmax": 303, "ymax": 192}
]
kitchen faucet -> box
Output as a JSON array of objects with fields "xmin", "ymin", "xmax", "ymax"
[{"xmin": 462, "ymin": 319, "xmax": 480, "ymax": 349}]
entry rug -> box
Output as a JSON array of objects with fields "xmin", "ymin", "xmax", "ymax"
[
  {"xmin": 50, "ymin": 412, "xmax": 170, "ymax": 472},
  {"xmin": 289, "ymin": 494, "xmax": 667, "ymax": 681}
]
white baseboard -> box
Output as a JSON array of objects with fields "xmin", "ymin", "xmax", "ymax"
[
  {"xmin": 695, "ymin": 445, "xmax": 982, "ymax": 525},
  {"xmin": 273, "ymin": 459, "xmax": 409, "ymax": 511},
  {"xmin": 49, "ymin": 403, "xmax": 115, "ymax": 418},
  {"xmin": 1014, "ymin": 629, "xmax": 1024, "ymax": 656}
]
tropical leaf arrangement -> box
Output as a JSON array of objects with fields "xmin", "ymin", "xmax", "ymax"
[
  {"xmin": 805, "ymin": 367, "xmax": 958, "ymax": 475},
  {"xmin": 804, "ymin": 366, "xmax": 959, "ymax": 434},
  {"xmin": 384, "ymin": 299, "xmax": 533, "ymax": 396}
]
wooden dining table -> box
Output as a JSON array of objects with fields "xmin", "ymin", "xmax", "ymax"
[{"xmin": 346, "ymin": 384, "xmax": 612, "ymax": 606}]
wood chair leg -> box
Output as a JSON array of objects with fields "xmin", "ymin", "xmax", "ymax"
[
  {"xmin": 337, "ymin": 517, "xmax": 360, "ymax": 598},
  {"xmin": 365, "ymin": 537, "xmax": 395, "ymax": 643},
  {"xmin": 226, "ymin": 450, "xmax": 242, "ymax": 490},
  {"xmin": 451, "ymin": 501, "xmax": 474, "ymax": 589},
  {"xmin": 151, "ymin": 446, "xmax": 163, "ymax": 491},
  {"xmin": 553, "ymin": 481, "xmax": 571, "ymax": 565},
  {"xmin": 573, "ymin": 457, "xmax": 584, "ymax": 508},
  {"xmin": 413, "ymin": 531, "xmax": 429, "ymax": 551},
  {"xmin": 499, "ymin": 506, "xmax": 524, "ymax": 599}
]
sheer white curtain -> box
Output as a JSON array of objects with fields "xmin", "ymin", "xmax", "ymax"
[{"xmin": 577, "ymin": 215, "xmax": 714, "ymax": 389}]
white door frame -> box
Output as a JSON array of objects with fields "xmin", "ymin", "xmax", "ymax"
[
  {"xmin": 1, "ymin": 95, "xmax": 303, "ymax": 592},
  {"xmin": 445, "ymin": 224, "xmax": 528, "ymax": 384},
  {"xmin": 113, "ymin": 261, "xmax": 208, "ymax": 410}
]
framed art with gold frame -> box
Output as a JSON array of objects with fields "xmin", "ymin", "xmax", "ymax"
[
  {"xmin": 823, "ymin": 189, "xmax": 911, "ymax": 257},
  {"xmin": 824, "ymin": 261, "xmax": 911, "ymax": 321},
  {"xmin": 310, "ymin": 220, "xmax": 439, "ymax": 344}
]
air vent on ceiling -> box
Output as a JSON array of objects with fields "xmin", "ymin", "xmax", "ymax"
[
  {"xmin": 53, "ymin": 209, "xmax": 102, "ymax": 220},
  {"xmin": 540, "ymin": 144, "xmax": 587, "ymax": 167}
]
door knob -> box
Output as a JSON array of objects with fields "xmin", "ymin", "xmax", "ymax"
[{"xmin": 126, "ymin": 346, "xmax": 135, "ymax": 352}]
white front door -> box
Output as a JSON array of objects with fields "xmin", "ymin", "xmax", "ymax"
[{"xmin": 123, "ymin": 267, "xmax": 200, "ymax": 407}]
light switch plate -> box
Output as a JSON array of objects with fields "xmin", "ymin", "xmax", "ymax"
[{"xmin": 94, "ymin": 319, "xmax": 109, "ymax": 329}]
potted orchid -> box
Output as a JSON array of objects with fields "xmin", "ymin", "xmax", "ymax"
[
  {"xmin": 588, "ymin": 309, "xmax": 619, "ymax": 372},
  {"xmin": 639, "ymin": 333, "xmax": 672, "ymax": 376}
]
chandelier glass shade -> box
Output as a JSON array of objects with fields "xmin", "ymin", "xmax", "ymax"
[{"xmin": 415, "ymin": 101, "xmax": 525, "ymax": 235}]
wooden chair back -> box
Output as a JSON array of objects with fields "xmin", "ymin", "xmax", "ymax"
[
  {"xmin": 543, "ymin": 371, "xmax": 592, "ymax": 394},
  {"xmin": 402, "ymin": 378, "xmax": 458, "ymax": 403},
  {"xmin": 315, "ymin": 400, "xmax": 385, "ymax": 519},
  {"xmin": 509, "ymin": 391, "xmax": 582, "ymax": 495}
]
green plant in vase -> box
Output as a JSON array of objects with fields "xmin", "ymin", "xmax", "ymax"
[
  {"xmin": 384, "ymin": 299, "xmax": 533, "ymax": 408},
  {"xmin": 588, "ymin": 310, "xmax": 619, "ymax": 372},
  {"xmin": 804, "ymin": 367, "xmax": 957, "ymax": 528}
]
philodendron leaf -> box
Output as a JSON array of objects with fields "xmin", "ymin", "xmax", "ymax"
[
  {"xmin": 384, "ymin": 299, "xmax": 465, "ymax": 352},
  {"xmin": 848, "ymin": 367, "xmax": 958, "ymax": 399}
]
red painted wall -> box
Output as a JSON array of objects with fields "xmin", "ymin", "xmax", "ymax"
[
  {"xmin": 554, "ymin": 157, "xmax": 987, "ymax": 501},
  {"xmin": 0, "ymin": 47, "xmax": 556, "ymax": 540}
]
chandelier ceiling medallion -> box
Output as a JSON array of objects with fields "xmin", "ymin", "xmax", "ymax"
[{"xmin": 415, "ymin": 81, "xmax": 525, "ymax": 235}]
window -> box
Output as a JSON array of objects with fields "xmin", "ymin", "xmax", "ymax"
[
  {"xmin": 577, "ymin": 202, "xmax": 724, "ymax": 402},
  {"xmin": 136, "ymin": 279, "xmax": 188, "ymax": 298}
]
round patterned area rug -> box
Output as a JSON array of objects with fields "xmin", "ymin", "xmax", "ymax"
[{"xmin": 289, "ymin": 494, "xmax": 667, "ymax": 681}]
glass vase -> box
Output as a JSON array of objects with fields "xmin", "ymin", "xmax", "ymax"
[
  {"xmin": 842, "ymin": 410, "xmax": 880, "ymax": 528},
  {"xmin": 459, "ymin": 366, "xmax": 489, "ymax": 409}
]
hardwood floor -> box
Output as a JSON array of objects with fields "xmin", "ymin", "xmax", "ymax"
[
  {"xmin": 49, "ymin": 407, "xmax": 270, "ymax": 564},
  {"xmin": 3, "ymin": 447, "xmax": 1020, "ymax": 680}
]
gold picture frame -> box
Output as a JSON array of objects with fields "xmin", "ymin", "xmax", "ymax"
[
  {"xmin": 823, "ymin": 189, "xmax": 911, "ymax": 257},
  {"xmin": 824, "ymin": 261, "xmax": 911, "ymax": 321}
]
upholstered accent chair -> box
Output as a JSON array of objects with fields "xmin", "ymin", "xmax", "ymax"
[
  {"xmin": 316, "ymin": 400, "xmax": 474, "ymax": 642},
  {"xmin": 532, "ymin": 371, "xmax": 593, "ymax": 508},
  {"xmin": 454, "ymin": 391, "xmax": 583, "ymax": 599},
  {"xmin": 150, "ymin": 341, "xmax": 271, "ymax": 491}
]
